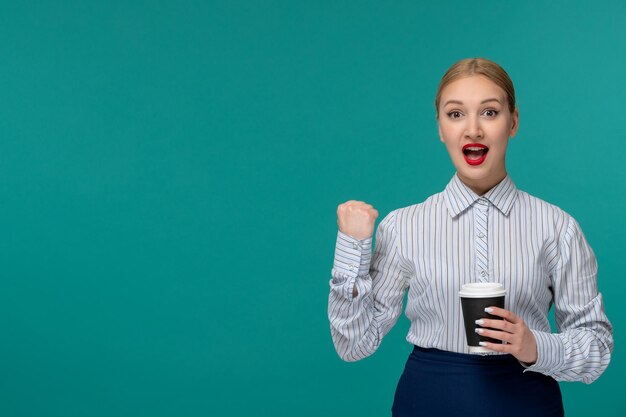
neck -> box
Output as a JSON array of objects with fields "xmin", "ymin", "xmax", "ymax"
[{"xmin": 459, "ymin": 171, "xmax": 507, "ymax": 196}]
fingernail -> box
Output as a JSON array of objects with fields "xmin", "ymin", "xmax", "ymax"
[
  {"xmin": 484, "ymin": 307, "xmax": 493, "ymax": 313},
  {"xmin": 475, "ymin": 328, "xmax": 484, "ymax": 334},
  {"xmin": 479, "ymin": 342, "xmax": 488, "ymax": 346},
  {"xmin": 475, "ymin": 319, "xmax": 485, "ymax": 325}
]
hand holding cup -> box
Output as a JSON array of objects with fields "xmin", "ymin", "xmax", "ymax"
[{"xmin": 474, "ymin": 307, "xmax": 538, "ymax": 365}]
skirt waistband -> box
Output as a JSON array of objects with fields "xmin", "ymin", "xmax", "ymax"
[{"xmin": 411, "ymin": 345, "xmax": 521, "ymax": 367}]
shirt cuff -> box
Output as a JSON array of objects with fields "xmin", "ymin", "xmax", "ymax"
[
  {"xmin": 332, "ymin": 230, "xmax": 373, "ymax": 277},
  {"xmin": 523, "ymin": 330, "xmax": 565, "ymax": 376}
]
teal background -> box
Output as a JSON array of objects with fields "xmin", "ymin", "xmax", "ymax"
[{"xmin": 0, "ymin": 1, "xmax": 624, "ymax": 416}]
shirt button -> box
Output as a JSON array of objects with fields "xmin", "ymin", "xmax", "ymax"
[
  {"xmin": 348, "ymin": 264, "xmax": 357, "ymax": 271},
  {"xmin": 478, "ymin": 232, "xmax": 485, "ymax": 238},
  {"xmin": 481, "ymin": 270, "xmax": 487, "ymax": 277},
  {"xmin": 352, "ymin": 242, "xmax": 361, "ymax": 250}
]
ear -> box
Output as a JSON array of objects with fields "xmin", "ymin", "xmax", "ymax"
[
  {"xmin": 509, "ymin": 107, "xmax": 519, "ymax": 138},
  {"xmin": 438, "ymin": 120, "xmax": 445, "ymax": 143}
]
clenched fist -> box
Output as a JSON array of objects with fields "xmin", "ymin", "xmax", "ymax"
[{"xmin": 337, "ymin": 200, "xmax": 379, "ymax": 241}]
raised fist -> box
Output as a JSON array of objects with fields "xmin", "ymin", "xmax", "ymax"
[{"xmin": 337, "ymin": 200, "xmax": 379, "ymax": 241}]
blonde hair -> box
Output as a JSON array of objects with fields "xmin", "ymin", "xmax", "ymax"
[{"xmin": 435, "ymin": 58, "xmax": 516, "ymax": 118}]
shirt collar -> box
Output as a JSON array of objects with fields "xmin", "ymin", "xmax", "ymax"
[{"xmin": 443, "ymin": 174, "xmax": 518, "ymax": 218}]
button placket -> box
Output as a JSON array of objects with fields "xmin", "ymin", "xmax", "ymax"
[{"xmin": 474, "ymin": 199, "xmax": 490, "ymax": 282}]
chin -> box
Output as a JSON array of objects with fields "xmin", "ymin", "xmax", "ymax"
[{"xmin": 460, "ymin": 168, "xmax": 491, "ymax": 179}]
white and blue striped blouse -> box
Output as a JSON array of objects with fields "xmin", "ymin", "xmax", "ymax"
[{"xmin": 328, "ymin": 174, "xmax": 613, "ymax": 383}]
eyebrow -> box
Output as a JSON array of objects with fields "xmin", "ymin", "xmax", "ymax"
[{"xmin": 443, "ymin": 98, "xmax": 503, "ymax": 106}]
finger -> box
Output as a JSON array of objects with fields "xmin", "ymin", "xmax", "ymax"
[
  {"xmin": 348, "ymin": 204, "xmax": 371, "ymax": 212},
  {"xmin": 476, "ymin": 318, "xmax": 514, "ymax": 333},
  {"xmin": 485, "ymin": 306, "xmax": 519, "ymax": 324},
  {"xmin": 338, "ymin": 201, "xmax": 366, "ymax": 214},
  {"xmin": 475, "ymin": 328, "xmax": 513, "ymax": 343},
  {"xmin": 339, "ymin": 201, "xmax": 359, "ymax": 210},
  {"xmin": 478, "ymin": 341, "xmax": 512, "ymax": 354},
  {"xmin": 337, "ymin": 203, "xmax": 348, "ymax": 214}
]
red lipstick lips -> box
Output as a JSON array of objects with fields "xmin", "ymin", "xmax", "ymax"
[{"xmin": 463, "ymin": 143, "xmax": 489, "ymax": 166}]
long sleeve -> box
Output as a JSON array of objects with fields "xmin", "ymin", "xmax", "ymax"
[
  {"xmin": 526, "ymin": 216, "xmax": 613, "ymax": 383},
  {"xmin": 328, "ymin": 210, "xmax": 410, "ymax": 362}
]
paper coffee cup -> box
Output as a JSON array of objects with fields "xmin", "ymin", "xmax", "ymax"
[{"xmin": 459, "ymin": 283, "xmax": 506, "ymax": 354}]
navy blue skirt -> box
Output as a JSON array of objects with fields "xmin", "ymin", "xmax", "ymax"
[{"xmin": 392, "ymin": 346, "xmax": 564, "ymax": 417}]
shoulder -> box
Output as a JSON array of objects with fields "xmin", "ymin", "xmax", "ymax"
[
  {"xmin": 382, "ymin": 191, "xmax": 445, "ymax": 230},
  {"xmin": 515, "ymin": 189, "xmax": 579, "ymax": 234}
]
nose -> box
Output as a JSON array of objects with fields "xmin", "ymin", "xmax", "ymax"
[{"xmin": 464, "ymin": 116, "xmax": 483, "ymax": 140}]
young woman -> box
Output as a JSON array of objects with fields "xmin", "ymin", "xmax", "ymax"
[{"xmin": 328, "ymin": 58, "xmax": 613, "ymax": 417}]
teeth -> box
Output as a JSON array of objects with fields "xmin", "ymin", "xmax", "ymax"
[{"xmin": 466, "ymin": 147, "xmax": 487, "ymax": 151}]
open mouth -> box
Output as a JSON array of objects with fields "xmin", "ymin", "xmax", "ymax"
[{"xmin": 463, "ymin": 144, "xmax": 489, "ymax": 166}]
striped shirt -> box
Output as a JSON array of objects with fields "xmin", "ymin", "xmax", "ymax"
[{"xmin": 328, "ymin": 174, "xmax": 613, "ymax": 383}]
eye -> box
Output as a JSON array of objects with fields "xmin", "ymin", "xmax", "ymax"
[
  {"xmin": 447, "ymin": 110, "xmax": 463, "ymax": 119},
  {"xmin": 482, "ymin": 109, "xmax": 499, "ymax": 118}
]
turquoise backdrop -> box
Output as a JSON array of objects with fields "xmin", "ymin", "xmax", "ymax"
[{"xmin": 1, "ymin": 1, "xmax": 624, "ymax": 416}]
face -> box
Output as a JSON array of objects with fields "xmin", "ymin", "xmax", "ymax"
[{"xmin": 437, "ymin": 75, "xmax": 519, "ymax": 195}]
